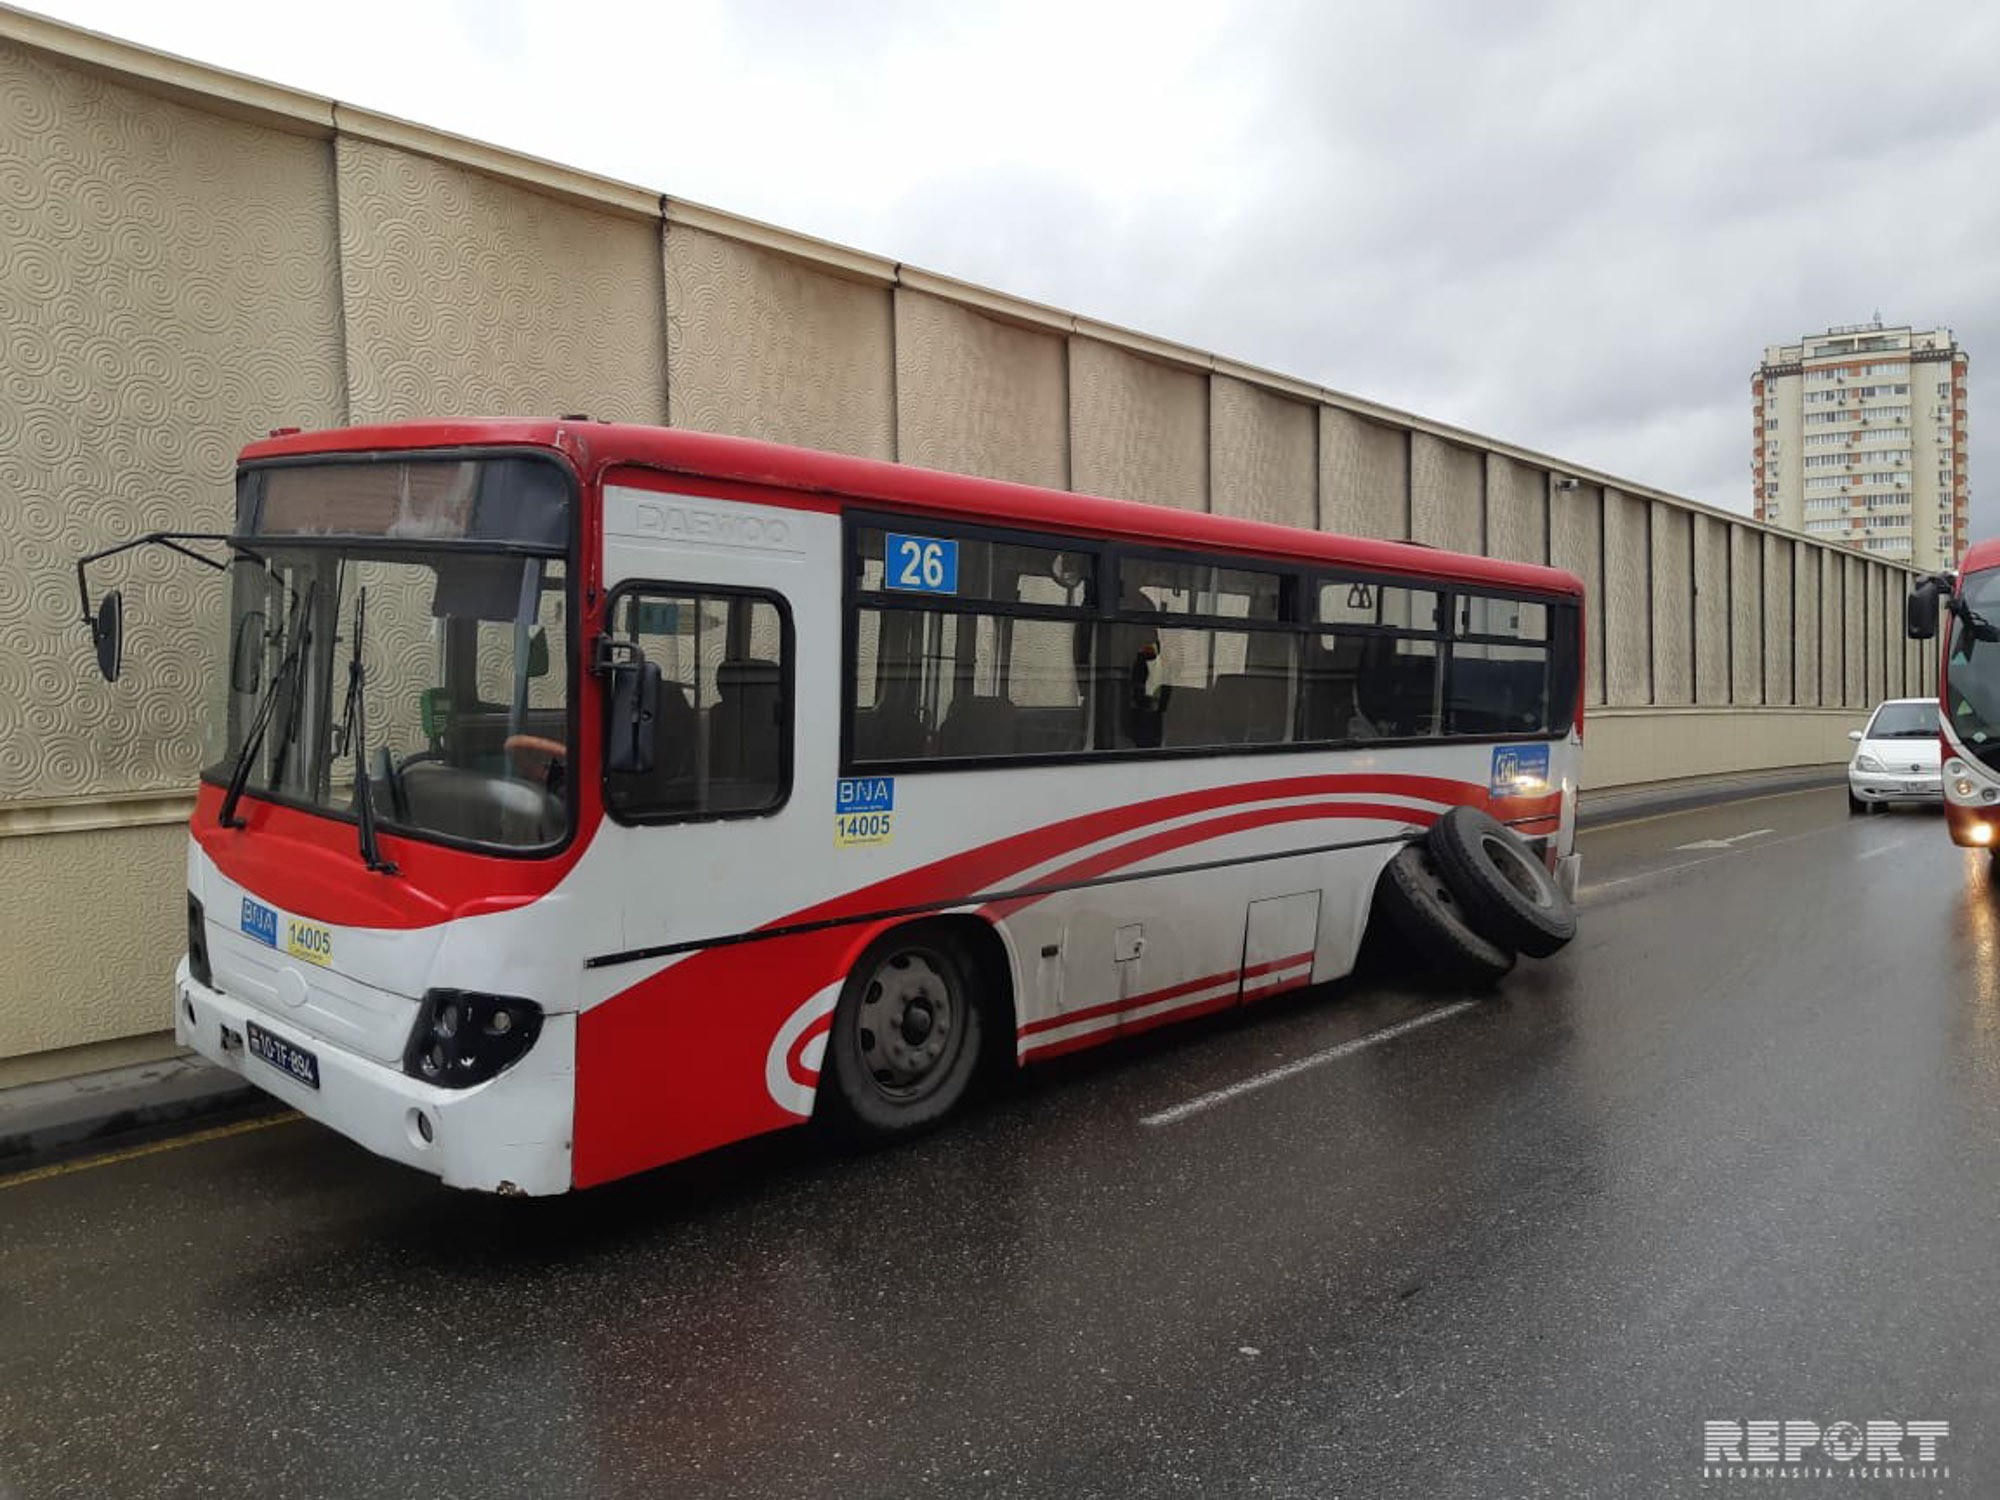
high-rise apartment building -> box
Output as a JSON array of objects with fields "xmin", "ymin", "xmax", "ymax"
[{"xmin": 1752, "ymin": 321, "xmax": 1968, "ymax": 570}]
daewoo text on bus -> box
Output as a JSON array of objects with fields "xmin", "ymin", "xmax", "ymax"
[{"xmin": 76, "ymin": 420, "xmax": 1586, "ymax": 1193}]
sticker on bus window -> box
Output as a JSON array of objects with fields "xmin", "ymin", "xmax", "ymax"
[
  {"xmin": 1490, "ymin": 744, "xmax": 1551, "ymax": 798},
  {"xmin": 884, "ymin": 534, "xmax": 958, "ymax": 595},
  {"xmin": 835, "ymin": 776, "xmax": 895, "ymax": 846}
]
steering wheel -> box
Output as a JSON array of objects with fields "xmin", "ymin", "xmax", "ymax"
[{"xmin": 503, "ymin": 734, "xmax": 567, "ymax": 792}]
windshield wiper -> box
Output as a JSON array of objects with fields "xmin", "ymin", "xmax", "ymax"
[
  {"xmin": 219, "ymin": 581, "xmax": 316, "ymax": 829},
  {"xmin": 1953, "ymin": 601, "xmax": 2000, "ymax": 661},
  {"xmin": 334, "ymin": 586, "xmax": 398, "ymax": 876}
]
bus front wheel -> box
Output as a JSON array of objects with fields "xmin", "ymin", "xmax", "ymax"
[{"xmin": 818, "ymin": 926, "xmax": 985, "ymax": 1143}]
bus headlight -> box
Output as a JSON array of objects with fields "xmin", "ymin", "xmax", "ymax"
[{"xmin": 403, "ymin": 989, "xmax": 544, "ymax": 1089}]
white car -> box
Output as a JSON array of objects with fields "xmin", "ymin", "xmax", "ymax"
[{"xmin": 1847, "ymin": 697, "xmax": 1942, "ymax": 814}]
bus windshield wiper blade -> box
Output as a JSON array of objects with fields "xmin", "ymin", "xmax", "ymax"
[
  {"xmin": 219, "ymin": 580, "xmax": 316, "ymax": 829},
  {"xmin": 1954, "ymin": 603, "xmax": 2000, "ymax": 661},
  {"xmin": 336, "ymin": 586, "xmax": 398, "ymax": 876}
]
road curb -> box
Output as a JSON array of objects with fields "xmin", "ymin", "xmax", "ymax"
[
  {"xmin": 0, "ymin": 1055, "xmax": 279, "ymax": 1177},
  {"xmin": 1577, "ymin": 767, "xmax": 1846, "ymax": 830}
]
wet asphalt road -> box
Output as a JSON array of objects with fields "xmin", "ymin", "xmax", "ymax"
[{"xmin": 4, "ymin": 789, "xmax": 1998, "ymax": 1499}]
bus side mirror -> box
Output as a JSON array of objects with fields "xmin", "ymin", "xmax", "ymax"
[
  {"xmin": 1908, "ymin": 579, "xmax": 1940, "ymax": 640},
  {"xmin": 605, "ymin": 659, "xmax": 660, "ymax": 775},
  {"xmin": 90, "ymin": 590, "xmax": 124, "ymax": 683}
]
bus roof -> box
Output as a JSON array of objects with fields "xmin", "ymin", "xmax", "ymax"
[
  {"xmin": 242, "ymin": 418, "xmax": 1586, "ymax": 598},
  {"xmin": 1960, "ymin": 538, "xmax": 2000, "ymax": 576}
]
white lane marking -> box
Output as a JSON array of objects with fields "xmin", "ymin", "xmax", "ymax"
[
  {"xmin": 1580, "ymin": 783, "xmax": 1832, "ymax": 834},
  {"xmin": 1856, "ymin": 831, "xmax": 1924, "ymax": 861},
  {"xmin": 1140, "ymin": 1001, "xmax": 1478, "ymax": 1127},
  {"xmin": 1589, "ymin": 815, "xmax": 1928, "ymax": 897},
  {"xmin": 1577, "ymin": 860, "xmax": 1710, "ymax": 900},
  {"xmin": 1673, "ymin": 827, "xmax": 1775, "ymax": 852}
]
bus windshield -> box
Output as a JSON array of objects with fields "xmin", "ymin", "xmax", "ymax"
[
  {"xmin": 1946, "ymin": 567, "xmax": 2000, "ymax": 773},
  {"xmin": 204, "ymin": 457, "xmax": 573, "ymax": 852}
]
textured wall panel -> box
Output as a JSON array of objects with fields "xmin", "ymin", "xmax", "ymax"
[
  {"xmin": 1485, "ymin": 455, "xmax": 1547, "ymax": 565},
  {"xmin": 1873, "ymin": 563, "xmax": 1889, "ymax": 698},
  {"xmin": 0, "ymin": 45, "xmax": 344, "ymax": 804},
  {"xmin": 1731, "ymin": 527, "xmax": 1765, "ymax": 704},
  {"xmin": 665, "ymin": 225, "xmax": 892, "ymax": 459},
  {"xmin": 337, "ymin": 137, "xmax": 665, "ymax": 424},
  {"xmin": 1068, "ymin": 339, "xmax": 1206, "ymax": 510},
  {"xmin": 1864, "ymin": 566, "xmax": 1880, "ymax": 701},
  {"xmin": 1320, "ymin": 409, "xmax": 1407, "ymax": 540},
  {"xmin": 1602, "ymin": 489, "xmax": 1650, "ymax": 705},
  {"xmin": 1550, "ymin": 486, "xmax": 1604, "ymax": 704},
  {"xmin": 1588, "ymin": 709, "xmax": 1882, "ymax": 788},
  {"xmin": 1210, "ymin": 376, "xmax": 1314, "ymax": 527},
  {"xmin": 1892, "ymin": 571, "xmax": 1914, "ymax": 698},
  {"xmin": 0, "ymin": 823, "xmax": 181, "ymax": 1058},
  {"xmin": 1844, "ymin": 556, "xmax": 1866, "ymax": 707},
  {"xmin": 1795, "ymin": 544, "xmax": 1821, "ymax": 706},
  {"xmin": 894, "ymin": 290, "xmax": 1066, "ymax": 488},
  {"xmin": 1692, "ymin": 514, "xmax": 1730, "ymax": 704},
  {"xmin": 1763, "ymin": 536, "xmax": 1795, "ymax": 706},
  {"xmin": 1820, "ymin": 549, "xmax": 1844, "ymax": 706},
  {"xmin": 1410, "ymin": 434, "xmax": 1482, "ymax": 553},
  {"xmin": 1650, "ymin": 503, "xmax": 1692, "ymax": 705}
]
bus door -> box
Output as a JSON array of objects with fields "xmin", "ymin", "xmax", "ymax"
[{"xmin": 596, "ymin": 481, "xmax": 837, "ymax": 957}]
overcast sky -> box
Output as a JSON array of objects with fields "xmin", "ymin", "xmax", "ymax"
[{"xmin": 33, "ymin": 0, "xmax": 2000, "ymax": 536}]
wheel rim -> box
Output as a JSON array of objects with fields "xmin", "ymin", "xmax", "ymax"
[
  {"xmin": 853, "ymin": 947, "xmax": 962, "ymax": 1103},
  {"xmin": 1479, "ymin": 833, "xmax": 1555, "ymax": 908}
]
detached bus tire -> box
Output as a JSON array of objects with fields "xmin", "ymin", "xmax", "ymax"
[
  {"xmin": 1426, "ymin": 805, "xmax": 1578, "ymax": 959},
  {"xmin": 818, "ymin": 926, "xmax": 985, "ymax": 1144},
  {"xmin": 1376, "ymin": 844, "xmax": 1516, "ymax": 988}
]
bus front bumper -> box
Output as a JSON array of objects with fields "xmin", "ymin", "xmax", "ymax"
[
  {"xmin": 173, "ymin": 959, "xmax": 575, "ymax": 1195},
  {"xmin": 1556, "ymin": 852, "xmax": 1581, "ymax": 901}
]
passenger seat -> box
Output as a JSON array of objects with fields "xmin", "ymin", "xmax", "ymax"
[{"xmin": 937, "ymin": 695, "xmax": 1019, "ymax": 759}]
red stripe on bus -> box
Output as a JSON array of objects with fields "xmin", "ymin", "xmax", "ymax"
[
  {"xmin": 1016, "ymin": 952, "xmax": 1312, "ymax": 1048},
  {"xmin": 1019, "ymin": 954, "xmax": 1315, "ymax": 1061},
  {"xmin": 1017, "ymin": 949, "xmax": 1315, "ymax": 1040},
  {"xmin": 980, "ymin": 801, "xmax": 1429, "ymax": 922},
  {"xmin": 1021, "ymin": 991, "xmax": 1240, "ymax": 1061},
  {"xmin": 576, "ymin": 775, "xmax": 1552, "ymax": 1186}
]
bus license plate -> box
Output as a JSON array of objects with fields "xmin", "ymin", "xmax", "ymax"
[{"xmin": 246, "ymin": 1021, "xmax": 320, "ymax": 1090}]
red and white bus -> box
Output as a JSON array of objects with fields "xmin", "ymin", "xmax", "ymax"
[
  {"xmin": 80, "ymin": 419, "xmax": 1585, "ymax": 1194},
  {"xmin": 1912, "ymin": 540, "xmax": 2000, "ymax": 851}
]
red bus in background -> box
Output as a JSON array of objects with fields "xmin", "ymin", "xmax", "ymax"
[{"xmin": 1913, "ymin": 539, "xmax": 2000, "ymax": 853}]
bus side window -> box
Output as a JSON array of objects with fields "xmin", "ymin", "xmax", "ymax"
[
  {"xmin": 603, "ymin": 587, "xmax": 791, "ymax": 822},
  {"xmin": 1445, "ymin": 593, "xmax": 1551, "ymax": 736}
]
